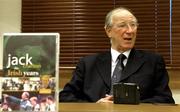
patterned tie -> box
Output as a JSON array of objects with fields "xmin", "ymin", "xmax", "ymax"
[{"xmin": 110, "ymin": 54, "xmax": 126, "ymax": 94}]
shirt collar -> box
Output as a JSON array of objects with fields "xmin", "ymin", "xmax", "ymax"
[{"xmin": 111, "ymin": 48, "xmax": 131, "ymax": 62}]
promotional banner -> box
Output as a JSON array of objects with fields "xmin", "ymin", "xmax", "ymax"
[{"xmin": 0, "ymin": 33, "xmax": 59, "ymax": 111}]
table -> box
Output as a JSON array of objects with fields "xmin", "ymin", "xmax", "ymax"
[{"xmin": 59, "ymin": 103, "xmax": 180, "ymax": 112}]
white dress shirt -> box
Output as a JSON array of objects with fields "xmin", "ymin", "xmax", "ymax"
[{"xmin": 111, "ymin": 48, "xmax": 131, "ymax": 77}]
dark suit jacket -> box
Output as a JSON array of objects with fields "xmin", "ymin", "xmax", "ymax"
[{"xmin": 59, "ymin": 48, "xmax": 175, "ymax": 103}]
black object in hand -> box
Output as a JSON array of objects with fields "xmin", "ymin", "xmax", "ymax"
[{"xmin": 113, "ymin": 83, "xmax": 140, "ymax": 104}]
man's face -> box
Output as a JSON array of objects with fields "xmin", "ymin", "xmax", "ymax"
[
  {"xmin": 21, "ymin": 92, "xmax": 26, "ymax": 99},
  {"xmin": 21, "ymin": 92, "xmax": 28, "ymax": 100},
  {"xmin": 106, "ymin": 10, "xmax": 138, "ymax": 52}
]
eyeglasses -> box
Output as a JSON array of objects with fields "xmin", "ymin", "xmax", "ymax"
[{"xmin": 113, "ymin": 22, "xmax": 138, "ymax": 30}]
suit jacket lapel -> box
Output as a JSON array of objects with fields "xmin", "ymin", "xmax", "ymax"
[
  {"xmin": 120, "ymin": 49, "xmax": 146, "ymax": 81},
  {"xmin": 94, "ymin": 49, "xmax": 146, "ymax": 88},
  {"xmin": 96, "ymin": 52, "xmax": 111, "ymax": 89}
]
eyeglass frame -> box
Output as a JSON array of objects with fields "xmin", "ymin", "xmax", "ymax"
[{"xmin": 111, "ymin": 21, "xmax": 139, "ymax": 30}]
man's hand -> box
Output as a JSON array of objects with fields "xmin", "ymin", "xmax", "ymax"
[{"xmin": 96, "ymin": 94, "xmax": 113, "ymax": 103}]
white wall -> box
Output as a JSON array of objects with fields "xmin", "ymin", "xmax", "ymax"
[{"xmin": 0, "ymin": 0, "xmax": 21, "ymax": 69}]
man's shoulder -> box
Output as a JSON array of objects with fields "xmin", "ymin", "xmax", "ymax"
[
  {"xmin": 135, "ymin": 49, "xmax": 163, "ymax": 60},
  {"xmin": 136, "ymin": 49, "xmax": 161, "ymax": 56}
]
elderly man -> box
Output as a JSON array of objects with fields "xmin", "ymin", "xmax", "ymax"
[{"xmin": 59, "ymin": 7, "xmax": 175, "ymax": 104}]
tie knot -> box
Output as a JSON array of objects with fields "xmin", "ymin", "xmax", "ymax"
[
  {"xmin": 117, "ymin": 54, "xmax": 126, "ymax": 70},
  {"xmin": 118, "ymin": 54, "xmax": 126, "ymax": 61}
]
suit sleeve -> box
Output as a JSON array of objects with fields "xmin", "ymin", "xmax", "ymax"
[
  {"xmin": 59, "ymin": 58, "xmax": 89, "ymax": 102},
  {"xmin": 141, "ymin": 55, "xmax": 175, "ymax": 104}
]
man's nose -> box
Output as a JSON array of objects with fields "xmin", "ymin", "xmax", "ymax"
[{"xmin": 126, "ymin": 24, "xmax": 134, "ymax": 32}]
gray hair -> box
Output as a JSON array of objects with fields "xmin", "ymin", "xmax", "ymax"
[{"xmin": 104, "ymin": 7, "xmax": 137, "ymax": 29}]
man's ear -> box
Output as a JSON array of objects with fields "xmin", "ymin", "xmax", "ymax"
[{"xmin": 105, "ymin": 27, "xmax": 112, "ymax": 39}]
